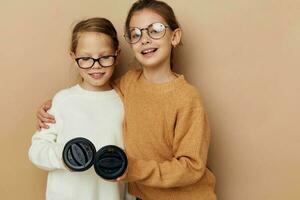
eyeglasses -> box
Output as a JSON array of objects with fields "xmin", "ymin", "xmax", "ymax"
[
  {"xmin": 124, "ymin": 22, "xmax": 169, "ymax": 44},
  {"xmin": 75, "ymin": 54, "xmax": 117, "ymax": 69}
]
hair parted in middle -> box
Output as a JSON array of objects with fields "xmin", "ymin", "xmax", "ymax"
[
  {"xmin": 124, "ymin": 0, "xmax": 182, "ymax": 68},
  {"xmin": 70, "ymin": 17, "xmax": 119, "ymax": 54}
]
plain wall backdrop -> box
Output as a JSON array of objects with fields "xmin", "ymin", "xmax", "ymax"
[{"xmin": 0, "ymin": 0, "xmax": 299, "ymax": 199}]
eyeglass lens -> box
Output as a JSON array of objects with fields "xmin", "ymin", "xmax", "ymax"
[
  {"xmin": 127, "ymin": 22, "xmax": 167, "ymax": 43},
  {"xmin": 77, "ymin": 56, "xmax": 115, "ymax": 69}
]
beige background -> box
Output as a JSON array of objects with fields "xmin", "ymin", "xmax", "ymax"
[{"xmin": 0, "ymin": 0, "xmax": 299, "ymax": 199}]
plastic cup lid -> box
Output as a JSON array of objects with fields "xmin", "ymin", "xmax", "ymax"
[
  {"xmin": 94, "ymin": 145, "xmax": 128, "ymax": 180},
  {"xmin": 62, "ymin": 137, "xmax": 96, "ymax": 171}
]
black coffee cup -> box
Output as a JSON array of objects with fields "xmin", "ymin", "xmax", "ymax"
[
  {"xmin": 62, "ymin": 137, "xmax": 127, "ymax": 179},
  {"xmin": 94, "ymin": 145, "xmax": 128, "ymax": 180},
  {"xmin": 62, "ymin": 137, "xmax": 96, "ymax": 171}
]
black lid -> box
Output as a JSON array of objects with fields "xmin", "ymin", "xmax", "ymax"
[
  {"xmin": 62, "ymin": 137, "xmax": 96, "ymax": 171},
  {"xmin": 94, "ymin": 145, "xmax": 128, "ymax": 180}
]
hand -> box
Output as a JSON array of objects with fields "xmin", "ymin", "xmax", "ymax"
[
  {"xmin": 116, "ymin": 169, "xmax": 127, "ymax": 181},
  {"xmin": 103, "ymin": 168, "xmax": 128, "ymax": 183},
  {"xmin": 36, "ymin": 99, "xmax": 55, "ymax": 130}
]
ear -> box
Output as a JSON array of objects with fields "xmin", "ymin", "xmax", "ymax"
[
  {"xmin": 171, "ymin": 28, "xmax": 182, "ymax": 47},
  {"xmin": 70, "ymin": 51, "xmax": 76, "ymax": 59},
  {"xmin": 116, "ymin": 48, "xmax": 121, "ymax": 56},
  {"xmin": 70, "ymin": 52, "xmax": 78, "ymax": 68},
  {"xmin": 115, "ymin": 48, "xmax": 121, "ymax": 66}
]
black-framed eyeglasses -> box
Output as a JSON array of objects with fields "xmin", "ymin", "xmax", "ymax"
[
  {"xmin": 75, "ymin": 54, "xmax": 117, "ymax": 69},
  {"xmin": 124, "ymin": 22, "xmax": 169, "ymax": 44}
]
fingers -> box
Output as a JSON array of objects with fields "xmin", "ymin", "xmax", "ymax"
[
  {"xmin": 116, "ymin": 177, "xmax": 122, "ymax": 181},
  {"xmin": 35, "ymin": 99, "xmax": 55, "ymax": 131},
  {"xmin": 103, "ymin": 173, "xmax": 126, "ymax": 182},
  {"xmin": 37, "ymin": 119, "xmax": 49, "ymax": 130},
  {"xmin": 40, "ymin": 105, "xmax": 55, "ymax": 121},
  {"xmin": 45, "ymin": 99, "xmax": 52, "ymax": 108},
  {"xmin": 116, "ymin": 172, "xmax": 127, "ymax": 181},
  {"xmin": 36, "ymin": 122, "xmax": 41, "ymax": 131},
  {"xmin": 37, "ymin": 112, "xmax": 55, "ymax": 123},
  {"xmin": 37, "ymin": 102, "xmax": 55, "ymax": 122},
  {"xmin": 43, "ymin": 102, "xmax": 52, "ymax": 111}
]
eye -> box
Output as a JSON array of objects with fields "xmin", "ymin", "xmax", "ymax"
[
  {"xmin": 101, "ymin": 55, "xmax": 114, "ymax": 60},
  {"xmin": 80, "ymin": 57, "xmax": 92, "ymax": 61},
  {"xmin": 130, "ymin": 29, "xmax": 141, "ymax": 39},
  {"xmin": 150, "ymin": 29, "xmax": 159, "ymax": 34},
  {"xmin": 151, "ymin": 23, "xmax": 164, "ymax": 33}
]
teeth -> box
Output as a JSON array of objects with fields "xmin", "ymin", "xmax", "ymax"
[
  {"xmin": 90, "ymin": 72, "xmax": 104, "ymax": 79},
  {"xmin": 142, "ymin": 48, "xmax": 156, "ymax": 54}
]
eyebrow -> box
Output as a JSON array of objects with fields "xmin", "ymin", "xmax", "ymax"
[
  {"xmin": 76, "ymin": 51, "xmax": 115, "ymax": 57},
  {"xmin": 129, "ymin": 21, "xmax": 165, "ymax": 29}
]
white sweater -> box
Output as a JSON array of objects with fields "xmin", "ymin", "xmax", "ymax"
[{"xmin": 28, "ymin": 84, "xmax": 126, "ymax": 200}]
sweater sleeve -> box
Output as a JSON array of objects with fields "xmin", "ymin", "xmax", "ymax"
[
  {"xmin": 28, "ymin": 104, "xmax": 66, "ymax": 171},
  {"xmin": 112, "ymin": 78, "xmax": 122, "ymax": 97},
  {"xmin": 126, "ymin": 96, "xmax": 211, "ymax": 188},
  {"xmin": 112, "ymin": 69, "xmax": 139, "ymax": 98}
]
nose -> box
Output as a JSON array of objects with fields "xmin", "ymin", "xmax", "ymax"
[
  {"xmin": 92, "ymin": 60, "xmax": 102, "ymax": 69},
  {"xmin": 140, "ymin": 29, "xmax": 151, "ymax": 45}
]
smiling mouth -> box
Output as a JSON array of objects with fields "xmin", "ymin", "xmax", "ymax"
[
  {"xmin": 89, "ymin": 72, "xmax": 105, "ymax": 79},
  {"xmin": 141, "ymin": 48, "xmax": 158, "ymax": 55}
]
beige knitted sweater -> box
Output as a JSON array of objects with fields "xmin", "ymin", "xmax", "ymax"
[{"xmin": 115, "ymin": 69, "xmax": 216, "ymax": 200}]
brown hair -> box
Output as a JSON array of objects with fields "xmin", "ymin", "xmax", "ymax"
[
  {"xmin": 70, "ymin": 17, "xmax": 119, "ymax": 54},
  {"xmin": 125, "ymin": 0, "xmax": 181, "ymax": 68},
  {"xmin": 125, "ymin": 0, "xmax": 180, "ymax": 32}
]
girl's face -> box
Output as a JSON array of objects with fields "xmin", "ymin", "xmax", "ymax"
[
  {"xmin": 128, "ymin": 9, "xmax": 181, "ymax": 69},
  {"xmin": 72, "ymin": 32, "xmax": 117, "ymax": 91}
]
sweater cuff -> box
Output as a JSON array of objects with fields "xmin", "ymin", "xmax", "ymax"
[
  {"xmin": 126, "ymin": 156, "xmax": 144, "ymax": 182},
  {"xmin": 126, "ymin": 156, "xmax": 137, "ymax": 182}
]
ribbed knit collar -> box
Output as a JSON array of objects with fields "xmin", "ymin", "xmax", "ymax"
[
  {"xmin": 73, "ymin": 84, "xmax": 117, "ymax": 99},
  {"xmin": 137, "ymin": 69, "xmax": 186, "ymax": 93}
]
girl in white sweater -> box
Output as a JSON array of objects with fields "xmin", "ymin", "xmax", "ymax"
[{"xmin": 28, "ymin": 18, "xmax": 127, "ymax": 200}]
